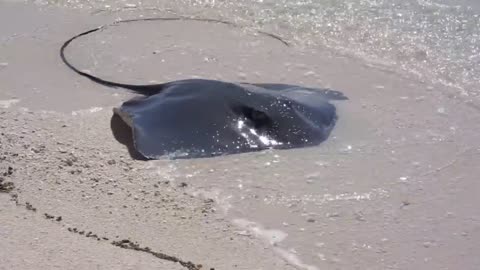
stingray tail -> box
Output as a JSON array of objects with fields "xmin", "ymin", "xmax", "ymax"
[{"xmin": 60, "ymin": 27, "xmax": 163, "ymax": 96}]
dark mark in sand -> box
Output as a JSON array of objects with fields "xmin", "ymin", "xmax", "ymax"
[
  {"xmin": 44, "ymin": 213, "xmax": 56, "ymax": 220},
  {"xmin": 112, "ymin": 239, "xmax": 204, "ymax": 270},
  {"xmin": 0, "ymin": 177, "xmax": 14, "ymax": 193},
  {"xmin": 7, "ymin": 197, "xmax": 208, "ymax": 269},
  {"xmin": 9, "ymin": 193, "xmax": 19, "ymax": 204},
  {"xmin": 3, "ymin": 166, "xmax": 14, "ymax": 176},
  {"xmin": 0, "ymin": 166, "xmax": 15, "ymax": 193},
  {"xmin": 25, "ymin": 202, "xmax": 37, "ymax": 212}
]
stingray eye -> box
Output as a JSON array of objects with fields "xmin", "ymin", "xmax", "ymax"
[
  {"xmin": 236, "ymin": 106, "xmax": 273, "ymax": 130},
  {"xmin": 251, "ymin": 110, "xmax": 268, "ymax": 121},
  {"xmin": 249, "ymin": 110, "xmax": 273, "ymax": 130}
]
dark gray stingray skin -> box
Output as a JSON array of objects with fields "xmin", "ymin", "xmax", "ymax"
[
  {"xmin": 113, "ymin": 79, "xmax": 347, "ymax": 159},
  {"xmin": 60, "ymin": 17, "xmax": 348, "ymax": 159}
]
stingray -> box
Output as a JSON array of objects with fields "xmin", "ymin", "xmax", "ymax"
[{"xmin": 60, "ymin": 17, "xmax": 348, "ymax": 159}]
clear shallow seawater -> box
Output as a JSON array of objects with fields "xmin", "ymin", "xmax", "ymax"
[{"xmin": 46, "ymin": 0, "xmax": 480, "ymax": 101}]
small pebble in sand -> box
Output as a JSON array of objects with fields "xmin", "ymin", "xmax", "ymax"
[
  {"xmin": 326, "ymin": 212, "xmax": 340, "ymax": 218},
  {"xmin": 423, "ymin": 241, "xmax": 432, "ymax": 248},
  {"xmin": 354, "ymin": 212, "xmax": 366, "ymax": 221},
  {"xmin": 124, "ymin": 3, "xmax": 137, "ymax": 8},
  {"xmin": 437, "ymin": 107, "xmax": 447, "ymax": 115},
  {"xmin": 203, "ymin": 56, "xmax": 217, "ymax": 62},
  {"xmin": 401, "ymin": 200, "xmax": 411, "ymax": 207},
  {"xmin": 303, "ymin": 71, "xmax": 315, "ymax": 77},
  {"xmin": 415, "ymin": 96, "xmax": 426, "ymax": 101},
  {"xmin": 237, "ymin": 72, "xmax": 247, "ymax": 80}
]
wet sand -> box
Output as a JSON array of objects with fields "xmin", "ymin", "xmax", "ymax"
[{"xmin": 1, "ymin": 1, "xmax": 479, "ymax": 270}]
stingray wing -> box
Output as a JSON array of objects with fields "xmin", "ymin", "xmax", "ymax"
[
  {"xmin": 116, "ymin": 94, "xmax": 243, "ymax": 159},
  {"xmin": 114, "ymin": 80, "xmax": 272, "ymax": 159},
  {"xmin": 243, "ymin": 83, "xmax": 348, "ymax": 101}
]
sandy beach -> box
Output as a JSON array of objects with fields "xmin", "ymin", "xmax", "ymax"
[{"xmin": 1, "ymin": 1, "xmax": 479, "ymax": 269}]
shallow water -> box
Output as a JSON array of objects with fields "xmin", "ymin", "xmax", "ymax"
[{"xmin": 43, "ymin": 0, "xmax": 480, "ymax": 103}]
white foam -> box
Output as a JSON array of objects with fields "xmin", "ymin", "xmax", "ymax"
[
  {"xmin": 274, "ymin": 248, "xmax": 319, "ymax": 270},
  {"xmin": 232, "ymin": 218, "xmax": 318, "ymax": 270},
  {"xmin": 263, "ymin": 189, "xmax": 389, "ymax": 206},
  {"xmin": 71, "ymin": 107, "xmax": 103, "ymax": 116},
  {"xmin": 232, "ymin": 218, "xmax": 287, "ymax": 245},
  {"xmin": 0, "ymin": 99, "xmax": 19, "ymax": 108}
]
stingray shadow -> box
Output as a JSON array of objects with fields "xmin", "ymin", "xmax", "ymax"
[{"xmin": 110, "ymin": 113, "xmax": 148, "ymax": 161}]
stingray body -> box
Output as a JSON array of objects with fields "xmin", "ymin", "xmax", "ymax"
[
  {"xmin": 113, "ymin": 79, "xmax": 346, "ymax": 159},
  {"xmin": 61, "ymin": 17, "xmax": 348, "ymax": 159}
]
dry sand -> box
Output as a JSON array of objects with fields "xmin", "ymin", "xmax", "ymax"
[{"xmin": 1, "ymin": 1, "xmax": 479, "ymax": 270}]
